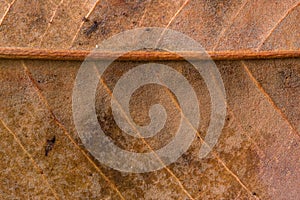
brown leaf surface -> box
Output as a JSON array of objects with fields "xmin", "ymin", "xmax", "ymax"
[
  {"xmin": 0, "ymin": 1, "xmax": 300, "ymax": 199},
  {"xmin": 0, "ymin": 0, "xmax": 299, "ymax": 51},
  {"xmin": 1, "ymin": 58, "xmax": 299, "ymax": 199}
]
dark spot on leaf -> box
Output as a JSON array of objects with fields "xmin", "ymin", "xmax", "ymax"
[
  {"xmin": 85, "ymin": 21, "xmax": 99, "ymax": 37},
  {"xmin": 45, "ymin": 136, "xmax": 56, "ymax": 156},
  {"xmin": 82, "ymin": 17, "xmax": 89, "ymax": 22}
]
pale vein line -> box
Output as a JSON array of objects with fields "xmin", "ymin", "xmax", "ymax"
[
  {"xmin": 217, "ymin": 157, "xmax": 259, "ymax": 200},
  {"xmin": 256, "ymin": 1, "xmax": 300, "ymax": 50},
  {"xmin": 137, "ymin": 0, "xmax": 152, "ymax": 27},
  {"xmin": 233, "ymin": 190, "xmax": 242, "ymax": 200},
  {"xmin": 94, "ymin": 66, "xmax": 195, "ymax": 200},
  {"xmin": 39, "ymin": 0, "xmax": 64, "ymax": 47},
  {"xmin": 95, "ymin": 64, "xmax": 257, "ymax": 198},
  {"xmin": 158, "ymin": 73, "xmax": 261, "ymax": 198},
  {"xmin": 0, "ymin": 119, "xmax": 60, "ymax": 200},
  {"xmin": 159, "ymin": 79, "xmax": 260, "ymax": 199},
  {"xmin": 155, "ymin": 0, "xmax": 190, "ymax": 47},
  {"xmin": 164, "ymin": 0, "xmax": 190, "ymax": 30},
  {"xmin": 242, "ymin": 61, "xmax": 300, "ymax": 139},
  {"xmin": 69, "ymin": 0, "xmax": 101, "ymax": 48},
  {"xmin": 212, "ymin": 0, "xmax": 248, "ymax": 51},
  {"xmin": 0, "ymin": 0, "xmax": 17, "ymax": 27},
  {"xmin": 199, "ymin": 60, "xmax": 293, "ymax": 197},
  {"xmin": 22, "ymin": 62, "xmax": 126, "ymax": 200}
]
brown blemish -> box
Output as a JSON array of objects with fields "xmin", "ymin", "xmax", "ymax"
[{"xmin": 45, "ymin": 136, "xmax": 56, "ymax": 156}]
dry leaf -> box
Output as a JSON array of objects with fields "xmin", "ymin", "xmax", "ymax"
[{"xmin": 0, "ymin": 0, "xmax": 299, "ymax": 199}]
